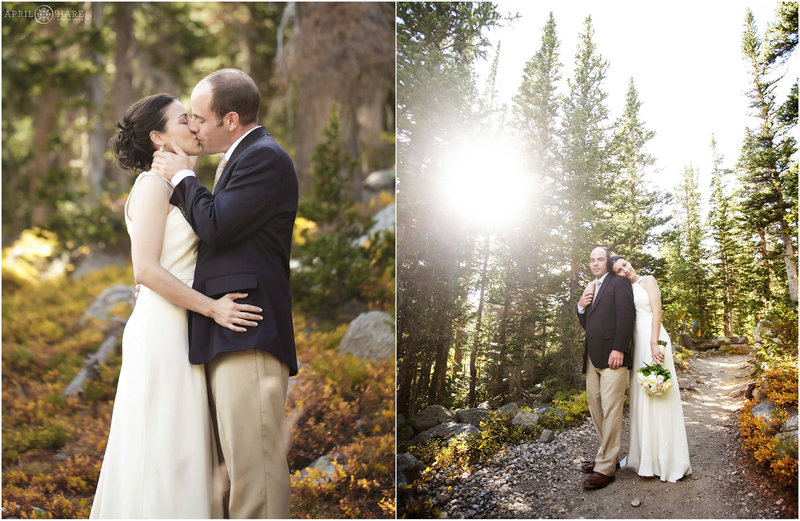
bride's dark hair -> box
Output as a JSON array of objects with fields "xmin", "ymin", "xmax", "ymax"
[
  {"xmin": 109, "ymin": 94, "xmax": 177, "ymax": 172},
  {"xmin": 607, "ymin": 254, "xmax": 626, "ymax": 275}
]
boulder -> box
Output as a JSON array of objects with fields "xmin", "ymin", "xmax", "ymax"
[
  {"xmin": 82, "ymin": 284, "xmax": 135, "ymax": 323},
  {"xmin": 364, "ymin": 167, "xmax": 395, "ymax": 190},
  {"xmin": 730, "ymin": 336, "xmax": 748, "ymax": 345},
  {"xmin": 534, "ymin": 407, "xmax": 566, "ymax": 421},
  {"xmin": 355, "ymin": 203, "xmax": 395, "ymax": 246},
  {"xmin": 298, "ymin": 453, "xmax": 341, "ymax": 483},
  {"xmin": 744, "ymin": 382, "xmax": 758, "ymax": 400},
  {"xmin": 477, "ymin": 401, "xmax": 491, "ymax": 409},
  {"xmin": 753, "ymin": 321, "xmax": 772, "ymax": 343},
  {"xmin": 498, "ymin": 402, "xmax": 519, "ymax": 418},
  {"xmin": 781, "ymin": 412, "xmax": 798, "ymax": 432},
  {"xmin": 692, "ymin": 338, "xmax": 724, "ymax": 350},
  {"xmin": 410, "ymin": 405, "xmax": 455, "ymax": 432},
  {"xmin": 397, "ymin": 452, "xmax": 424, "ymax": 483},
  {"xmin": 539, "ymin": 429, "xmax": 555, "ymax": 443},
  {"xmin": 750, "ymin": 399, "xmax": 777, "ymax": 420},
  {"xmin": 72, "ymin": 251, "xmax": 129, "ymax": 279},
  {"xmin": 752, "ymin": 387, "xmax": 768, "ymax": 402},
  {"xmin": 678, "ymin": 333, "xmax": 693, "ymax": 349},
  {"xmin": 410, "ymin": 421, "xmax": 478, "ymax": 446},
  {"xmin": 511, "ymin": 411, "xmax": 540, "ymax": 433},
  {"xmin": 775, "ymin": 430, "xmax": 798, "ymax": 458},
  {"xmin": 455, "ymin": 408, "xmax": 492, "ymax": 428},
  {"xmin": 339, "ymin": 311, "xmax": 394, "ymax": 362},
  {"xmin": 720, "ymin": 343, "xmax": 750, "ymax": 355}
]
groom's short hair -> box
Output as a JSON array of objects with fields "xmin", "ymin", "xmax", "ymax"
[{"xmin": 203, "ymin": 68, "xmax": 261, "ymax": 126}]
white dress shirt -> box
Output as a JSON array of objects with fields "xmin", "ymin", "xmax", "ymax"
[
  {"xmin": 578, "ymin": 272, "xmax": 609, "ymax": 314},
  {"xmin": 171, "ymin": 126, "xmax": 262, "ymax": 187}
]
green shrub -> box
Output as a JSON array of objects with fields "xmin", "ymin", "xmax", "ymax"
[{"xmin": 291, "ymin": 105, "xmax": 394, "ymax": 317}]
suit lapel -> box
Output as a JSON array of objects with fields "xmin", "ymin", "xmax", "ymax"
[
  {"xmin": 213, "ymin": 127, "xmax": 268, "ymax": 193},
  {"xmin": 586, "ymin": 276, "xmax": 607, "ymax": 318}
]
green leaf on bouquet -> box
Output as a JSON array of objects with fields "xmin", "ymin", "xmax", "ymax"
[{"xmin": 636, "ymin": 362, "xmax": 672, "ymax": 381}]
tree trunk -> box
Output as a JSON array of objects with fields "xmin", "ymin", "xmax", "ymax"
[
  {"xmin": 396, "ymin": 351, "xmax": 415, "ymax": 417},
  {"xmin": 109, "ymin": 2, "xmax": 135, "ymax": 186},
  {"xmin": 85, "ymin": 1, "xmax": 106, "ymax": 199},
  {"xmin": 428, "ymin": 337, "xmax": 449, "ymax": 406},
  {"xmin": 468, "ymin": 240, "xmax": 491, "ymax": 408},
  {"xmin": 779, "ymin": 221, "xmax": 798, "ymax": 304},
  {"xmin": 274, "ymin": 2, "xmax": 394, "ymax": 198}
]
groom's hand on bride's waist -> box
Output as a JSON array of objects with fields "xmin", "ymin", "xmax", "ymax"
[{"xmin": 152, "ymin": 140, "xmax": 193, "ymax": 182}]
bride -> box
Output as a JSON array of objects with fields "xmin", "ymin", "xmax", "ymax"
[
  {"xmin": 90, "ymin": 94, "xmax": 262, "ymax": 518},
  {"xmin": 608, "ymin": 255, "xmax": 692, "ymax": 483}
]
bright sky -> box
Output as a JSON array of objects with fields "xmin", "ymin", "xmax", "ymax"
[{"xmin": 476, "ymin": 0, "xmax": 797, "ymax": 198}]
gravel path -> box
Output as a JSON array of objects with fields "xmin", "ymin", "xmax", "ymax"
[{"xmin": 417, "ymin": 351, "xmax": 794, "ymax": 519}]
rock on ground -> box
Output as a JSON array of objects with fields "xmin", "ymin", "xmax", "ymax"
[
  {"xmin": 338, "ymin": 310, "xmax": 394, "ymax": 361},
  {"xmin": 410, "ymin": 405, "xmax": 455, "ymax": 432},
  {"xmin": 411, "ymin": 421, "xmax": 478, "ymax": 446}
]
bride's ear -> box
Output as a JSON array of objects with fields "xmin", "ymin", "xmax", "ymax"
[{"xmin": 149, "ymin": 130, "xmax": 165, "ymax": 150}]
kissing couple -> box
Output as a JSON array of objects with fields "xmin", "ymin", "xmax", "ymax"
[
  {"xmin": 90, "ymin": 69, "xmax": 298, "ymax": 518},
  {"xmin": 577, "ymin": 247, "xmax": 692, "ymax": 490}
]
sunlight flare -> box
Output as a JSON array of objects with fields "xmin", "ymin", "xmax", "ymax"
[{"xmin": 439, "ymin": 139, "xmax": 535, "ymax": 229}]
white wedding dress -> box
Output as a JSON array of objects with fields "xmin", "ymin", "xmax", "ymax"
[
  {"xmin": 623, "ymin": 278, "xmax": 692, "ymax": 483},
  {"xmin": 91, "ymin": 173, "xmax": 219, "ymax": 518}
]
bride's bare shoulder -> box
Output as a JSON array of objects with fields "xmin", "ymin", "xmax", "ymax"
[
  {"xmin": 640, "ymin": 275, "xmax": 660, "ymax": 291},
  {"xmin": 126, "ymin": 172, "xmax": 173, "ymax": 220}
]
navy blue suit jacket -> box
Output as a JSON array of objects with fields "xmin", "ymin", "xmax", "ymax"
[
  {"xmin": 577, "ymin": 274, "xmax": 635, "ymax": 370},
  {"xmin": 170, "ymin": 127, "xmax": 298, "ymax": 375}
]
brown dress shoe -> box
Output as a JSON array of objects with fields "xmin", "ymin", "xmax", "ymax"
[
  {"xmin": 580, "ymin": 461, "xmax": 620, "ymax": 474},
  {"xmin": 583, "ymin": 471, "xmax": 615, "ymax": 490}
]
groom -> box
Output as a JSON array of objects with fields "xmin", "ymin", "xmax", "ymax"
[
  {"xmin": 152, "ymin": 68, "xmax": 298, "ymax": 518},
  {"xmin": 577, "ymin": 246, "xmax": 634, "ymax": 490}
]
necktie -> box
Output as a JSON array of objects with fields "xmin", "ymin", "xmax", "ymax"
[{"xmin": 212, "ymin": 156, "xmax": 228, "ymax": 191}]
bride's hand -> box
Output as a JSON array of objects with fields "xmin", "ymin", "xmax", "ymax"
[
  {"xmin": 209, "ymin": 292, "xmax": 263, "ymax": 332},
  {"xmin": 650, "ymin": 343, "xmax": 665, "ymax": 365}
]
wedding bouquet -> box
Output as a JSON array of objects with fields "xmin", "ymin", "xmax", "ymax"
[{"xmin": 636, "ymin": 341, "xmax": 672, "ymax": 396}]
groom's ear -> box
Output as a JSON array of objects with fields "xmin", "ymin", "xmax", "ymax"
[{"xmin": 223, "ymin": 112, "xmax": 240, "ymax": 131}]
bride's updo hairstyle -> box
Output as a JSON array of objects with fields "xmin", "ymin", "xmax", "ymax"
[
  {"xmin": 607, "ymin": 254, "xmax": 626, "ymax": 275},
  {"xmin": 110, "ymin": 94, "xmax": 177, "ymax": 172}
]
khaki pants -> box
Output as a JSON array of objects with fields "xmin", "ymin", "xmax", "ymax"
[
  {"xmin": 585, "ymin": 357, "xmax": 628, "ymax": 476},
  {"xmin": 207, "ymin": 349, "xmax": 290, "ymax": 518}
]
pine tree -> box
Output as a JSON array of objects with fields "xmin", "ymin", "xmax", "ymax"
[
  {"xmin": 513, "ymin": 12, "xmax": 561, "ymax": 174},
  {"xmin": 738, "ymin": 9, "xmax": 798, "ymax": 304},
  {"xmin": 606, "ymin": 77, "xmax": 668, "ymax": 274},
  {"xmin": 707, "ymin": 137, "xmax": 738, "ymax": 337},
  {"xmin": 669, "ymin": 165, "xmax": 713, "ymax": 337},
  {"xmin": 291, "ymin": 105, "xmax": 373, "ymax": 315}
]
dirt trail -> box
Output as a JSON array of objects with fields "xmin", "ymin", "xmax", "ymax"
[{"xmin": 418, "ymin": 351, "xmax": 792, "ymax": 519}]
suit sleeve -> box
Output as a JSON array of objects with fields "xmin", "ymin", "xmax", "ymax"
[
  {"xmin": 613, "ymin": 277, "xmax": 635, "ymax": 353},
  {"xmin": 170, "ymin": 146, "xmax": 286, "ymax": 248},
  {"xmin": 577, "ymin": 305, "xmax": 587, "ymax": 330}
]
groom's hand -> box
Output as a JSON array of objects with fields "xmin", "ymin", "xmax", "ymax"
[
  {"xmin": 608, "ymin": 349, "xmax": 624, "ymax": 369},
  {"xmin": 152, "ymin": 140, "xmax": 192, "ymax": 182}
]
